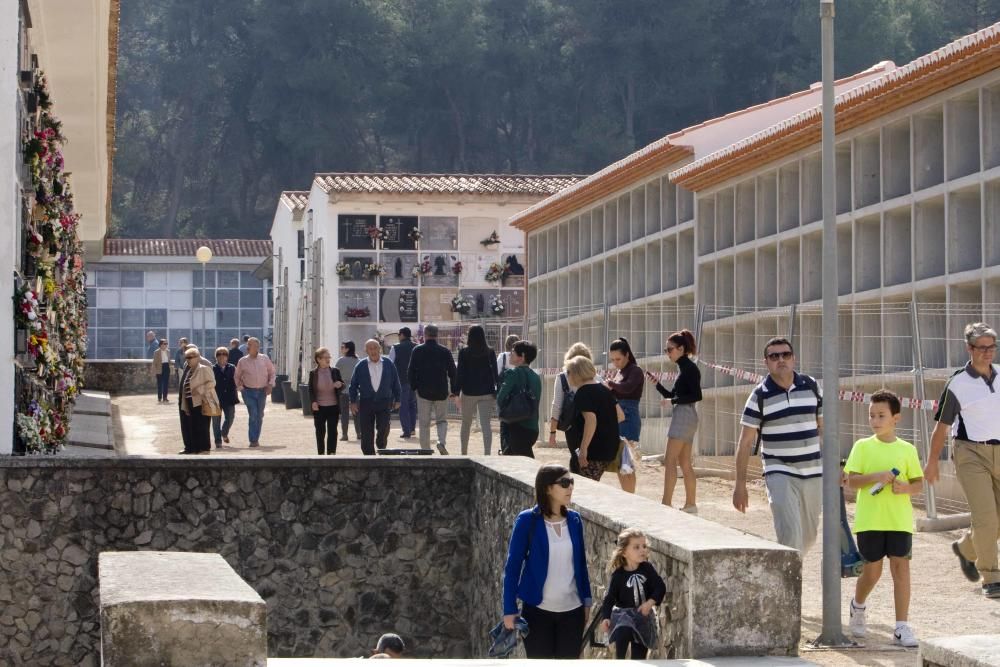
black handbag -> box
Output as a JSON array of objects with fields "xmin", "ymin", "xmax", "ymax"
[{"xmin": 498, "ymin": 385, "xmax": 535, "ymax": 423}]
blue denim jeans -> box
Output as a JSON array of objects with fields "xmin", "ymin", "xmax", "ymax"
[
  {"xmin": 212, "ymin": 404, "xmax": 236, "ymax": 444},
  {"xmin": 156, "ymin": 365, "xmax": 170, "ymax": 401},
  {"xmin": 242, "ymin": 388, "xmax": 266, "ymax": 444},
  {"xmin": 399, "ymin": 383, "xmax": 417, "ymax": 436}
]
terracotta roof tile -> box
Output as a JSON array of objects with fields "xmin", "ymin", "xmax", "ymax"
[
  {"xmin": 671, "ymin": 22, "xmax": 1000, "ymax": 189},
  {"xmin": 313, "ymin": 173, "xmax": 583, "ymax": 197},
  {"xmin": 280, "ymin": 191, "xmax": 309, "ymax": 211},
  {"xmin": 103, "ymin": 238, "xmax": 272, "ymax": 258}
]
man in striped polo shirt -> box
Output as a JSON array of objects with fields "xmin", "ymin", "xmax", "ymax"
[
  {"xmin": 733, "ymin": 337, "xmax": 823, "ymax": 552},
  {"xmin": 925, "ymin": 322, "xmax": 1000, "ymax": 599}
]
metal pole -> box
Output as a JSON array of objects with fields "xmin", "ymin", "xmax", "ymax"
[
  {"xmin": 815, "ymin": 0, "xmax": 848, "ymax": 647},
  {"xmin": 536, "ymin": 307, "xmax": 545, "ymax": 370},
  {"xmin": 787, "ymin": 303, "xmax": 798, "ymax": 350},
  {"xmin": 603, "ymin": 303, "xmax": 612, "ymax": 373},
  {"xmin": 201, "ymin": 263, "xmax": 207, "ymax": 351},
  {"xmin": 909, "ymin": 299, "xmax": 938, "ymax": 519}
]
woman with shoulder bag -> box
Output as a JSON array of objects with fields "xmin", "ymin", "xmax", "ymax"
[
  {"xmin": 178, "ymin": 346, "xmax": 217, "ymax": 454},
  {"xmin": 549, "ymin": 343, "xmax": 594, "ymax": 473},
  {"xmin": 309, "ymin": 347, "xmax": 345, "ymax": 455},
  {"xmin": 454, "ymin": 325, "xmax": 499, "ymax": 454},
  {"xmin": 502, "ymin": 464, "xmax": 592, "ymax": 659},
  {"xmin": 496, "ymin": 341, "xmax": 542, "ymax": 457}
]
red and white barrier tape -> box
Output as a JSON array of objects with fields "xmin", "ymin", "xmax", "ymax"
[{"xmin": 695, "ymin": 359, "xmax": 939, "ymax": 411}]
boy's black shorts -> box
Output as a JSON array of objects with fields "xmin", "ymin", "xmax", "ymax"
[{"xmin": 857, "ymin": 530, "xmax": 912, "ymax": 562}]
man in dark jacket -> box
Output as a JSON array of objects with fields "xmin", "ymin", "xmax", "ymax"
[
  {"xmin": 408, "ymin": 324, "xmax": 457, "ymax": 454},
  {"xmin": 389, "ymin": 327, "xmax": 417, "ymax": 439},
  {"xmin": 349, "ymin": 339, "xmax": 402, "ymax": 455}
]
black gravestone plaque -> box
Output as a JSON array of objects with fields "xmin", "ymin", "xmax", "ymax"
[
  {"xmin": 338, "ymin": 214, "xmax": 376, "ymax": 250},
  {"xmin": 380, "ymin": 216, "xmax": 418, "ymax": 251},
  {"xmin": 380, "ymin": 288, "xmax": 418, "ymax": 322}
]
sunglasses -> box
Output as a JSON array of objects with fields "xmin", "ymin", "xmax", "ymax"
[
  {"xmin": 552, "ymin": 477, "xmax": 574, "ymax": 489},
  {"xmin": 766, "ymin": 351, "xmax": 793, "ymax": 361},
  {"xmin": 970, "ymin": 344, "xmax": 998, "ymax": 353}
]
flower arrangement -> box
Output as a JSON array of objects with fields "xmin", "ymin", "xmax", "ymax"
[
  {"xmin": 408, "ymin": 228, "xmax": 423, "ymax": 243},
  {"xmin": 485, "ymin": 262, "xmax": 509, "ymax": 283},
  {"xmin": 366, "ymin": 225, "xmax": 387, "ymax": 245},
  {"xmin": 490, "ymin": 294, "xmax": 506, "ymax": 316},
  {"xmin": 345, "ymin": 306, "xmax": 371, "ymax": 318},
  {"xmin": 15, "ymin": 283, "xmax": 43, "ymax": 331},
  {"xmin": 365, "ymin": 263, "xmax": 387, "ymax": 279},
  {"xmin": 335, "ymin": 262, "xmax": 351, "ymax": 278},
  {"xmin": 16, "ymin": 413, "xmax": 44, "ymax": 453},
  {"xmin": 480, "ymin": 231, "xmax": 500, "ymax": 247},
  {"xmin": 450, "ymin": 294, "xmax": 474, "ymax": 314},
  {"xmin": 451, "ymin": 260, "xmax": 464, "ymax": 276}
]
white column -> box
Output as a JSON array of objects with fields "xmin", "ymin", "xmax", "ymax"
[{"xmin": 0, "ymin": 0, "xmax": 20, "ymax": 454}]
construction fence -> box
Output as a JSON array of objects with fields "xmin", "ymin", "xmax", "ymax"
[{"xmin": 527, "ymin": 300, "xmax": 1000, "ymax": 518}]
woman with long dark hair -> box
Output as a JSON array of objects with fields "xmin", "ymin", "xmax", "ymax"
[
  {"xmin": 502, "ymin": 464, "xmax": 591, "ymax": 659},
  {"xmin": 335, "ymin": 341, "xmax": 359, "ymax": 441},
  {"xmin": 648, "ymin": 329, "xmax": 702, "ymax": 512},
  {"xmin": 605, "ymin": 337, "xmax": 643, "ymax": 493},
  {"xmin": 454, "ymin": 325, "xmax": 498, "ymax": 454}
]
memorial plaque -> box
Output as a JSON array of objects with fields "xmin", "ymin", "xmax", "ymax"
[
  {"xmin": 340, "ymin": 289, "xmax": 377, "ymax": 322},
  {"xmin": 338, "ymin": 253, "xmax": 376, "ymax": 282},
  {"xmin": 420, "ymin": 253, "xmax": 460, "ymax": 287},
  {"xmin": 380, "ymin": 253, "xmax": 420, "ymax": 287},
  {"xmin": 419, "ymin": 216, "xmax": 459, "ymax": 250},
  {"xmin": 338, "ymin": 214, "xmax": 377, "ymax": 250},
  {"xmin": 419, "ymin": 288, "xmax": 454, "ymax": 322},
  {"xmin": 379, "ymin": 288, "xmax": 419, "ymax": 323},
  {"xmin": 459, "ymin": 217, "xmax": 500, "ymax": 252},
  {"xmin": 460, "ymin": 289, "xmax": 524, "ymax": 319},
  {"xmin": 379, "ymin": 216, "xmax": 418, "ymax": 251},
  {"xmin": 501, "ymin": 253, "xmax": 526, "ymax": 287}
]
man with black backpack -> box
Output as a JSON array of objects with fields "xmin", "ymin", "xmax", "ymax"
[{"xmin": 732, "ymin": 337, "xmax": 823, "ymax": 552}]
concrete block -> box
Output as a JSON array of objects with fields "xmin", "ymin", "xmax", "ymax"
[
  {"xmin": 74, "ymin": 391, "xmax": 112, "ymax": 416},
  {"xmin": 99, "ymin": 551, "xmax": 267, "ymax": 667},
  {"xmin": 921, "ymin": 635, "xmax": 1000, "ymax": 666},
  {"xmin": 67, "ymin": 413, "xmax": 113, "ymax": 450}
]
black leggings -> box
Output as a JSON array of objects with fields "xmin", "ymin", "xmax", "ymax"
[
  {"xmin": 614, "ymin": 635, "xmax": 649, "ymax": 660},
  {"xmin": 521, "ymin": 605, "xmax": 584, "ymax": 659},
  {"xmin": 313, "ymin": 404, "xmax": 340, "ymax": 454},
  {"xmin": 503, "ymin": 422, "xmax": 538, "ymax": 457}
]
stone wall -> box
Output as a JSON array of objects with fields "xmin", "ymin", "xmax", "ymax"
[
  {"xmin": 469, "ymin": 456, "xmax": 801, "ymax": 659},
  {"xmin": 83, "ymin": 360, "xmax": 160, "ymax": 394},
  {"xmin": 0, "ymin": 458, "xmax": 473, "ymax": 666}
]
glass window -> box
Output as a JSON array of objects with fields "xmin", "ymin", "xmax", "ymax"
[
  {"xmin": 85, "ymin": 271, "xmax": 96, "ymax": 287},
  {"xmin": 169, "ymin": 291, "xmax": 192, "ymax": 309},
  {"xmin": 241, "ymin": 310, "xmax": 263, "ymax": 327},
  {"xmin": 121, "ymin": 289, "xmax": 144, "ymax": 308},
  {"xmin": 145, "ymin": 290, "xmax": 169, "ymax": 307},
  {"xmin": 145, "ymin": 309, "xmax": 167, "ymax": 328},
  {"xmin": 216, "ymin": 329, "xmax": 238, "ymax": 346},
  {"xmin": 240, "ymin": 271, "xmax": 262, "ymax": 288},
  {"xmin": 145, "ymin": 271, "xmax": 169, "ymax": 288},
  {"xmin": 193, "ymin": 270, "xmax": 216, "ymax": 289},
  {"xmin": 167, "ymin": 271, "xmax": 192, "ymax": 289},
  {"xmin": 218, "ymin": 271, "xmax": 240, "ymax": 288},
  {"xmin": 96, "ymin": 290, "xmax": 120, "ymax": 308},
  {"xmin": 216, "ymin": 310, "xmax": 239, "ymax": 328},
  {"xmin": 192, "ymin": 290, "xmax": 217, "ymax": 308},
  {"xmin": 239, "ymin": 289, "xmax": 262, "ymax": 308},
  {"xmin": 121, "ymin": 330, "xmax": 147, "ymax": 349},
  {"xmin": 86, "ymin": 338, "xmax": 96, "ymax": 357},
  {"xmin": 87, "ymin": 308, "xmax": 97, "ymax": 324},
  {"xmin": 122, "ymin": 347, "xmax": 145, "ymax": 360},
  {"xmin": 96, "ymin": 347, "xmax": 119, "ymax": 360},
  {"xmin": 95, "ymin": 270, "xmax": 120, "ymax": 287},
  {"xmin": 96, "ymin": 329, "xmax": 120, "ymax": 347},
  {"xmin": 121, "ymin": 309, "xmax": 145, "ymax": 327},
  {"xmin": 168, "ymin": 310, "xmax": 193, "ymax": 328},
  {"xmin": 86, "ymin": 288, "xmax": 96, "ymax": 305},
  {"xmin": 266, "ymin": 290, "xmax": 273, "ymax": 308},
  {"xmin": 168, "ymin": 329, "xmax": 192, "ymax": 345},
  {"xmin": 96, "ymin": 309, "xmax": 121, "ymax": 328},
  {"xmin": 297, "ymin": 230, "xmax": 305, "ymax": 258},
  {"xmin": 217, "ymin": 289, "xmax": 239, "ymax": 306},
  {"xmin": 121, "ymin": 271, "xmax": 144, "ymax": 288}
]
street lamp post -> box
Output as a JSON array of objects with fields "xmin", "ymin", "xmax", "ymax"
[{"xmin": 196, "ymin": 245, "xmax": 213, "ymax": 351}]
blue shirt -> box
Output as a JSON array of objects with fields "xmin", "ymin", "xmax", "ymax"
[{"xmin": 502, "ymin": 507, "xmax": 591, "ymax": 615}]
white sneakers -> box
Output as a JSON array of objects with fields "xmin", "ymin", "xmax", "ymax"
[
  {"xmin": 848, "ymin": 599, "xmax": 866, "ymax": 638},
  {"xmin": 893, "ymin": 623, "xmax": 918, "ymax": 648},
  {"xmin": 848, "ymin": 600, "xmax": 918, "ymax": 647}
]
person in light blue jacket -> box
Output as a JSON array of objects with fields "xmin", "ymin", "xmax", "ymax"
[{"xmin": 502, "ymin": 463, "xmax": 591, "ymax": 659}]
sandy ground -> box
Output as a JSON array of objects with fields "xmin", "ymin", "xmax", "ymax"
[{"xmin": 112, "ymin": 393, "xmax": 999, "ymax": 665}]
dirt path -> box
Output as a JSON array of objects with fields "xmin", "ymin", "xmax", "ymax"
[{"xmin": 113, "ymin": 393, "xmax": 998, "ymax": 665}]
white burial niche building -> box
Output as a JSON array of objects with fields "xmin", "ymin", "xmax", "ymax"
[{"xmin": 269, "ymin": 173, "xmax": 583, "ymax": 368}]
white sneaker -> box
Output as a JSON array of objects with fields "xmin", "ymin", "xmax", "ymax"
[
  {"xmin": 893, "ymin": 623, "xmax": 918, "ymax": 648},
  {"xmin": 848, "ymin": 599, "xmax": 866, "ymax": 638},
  {"xmin": 436, "ymin": 441, "xmax": 449, "ymax": 455},
  {"xmin": 681, "ymin": 505, "xmax": 698, "ymax": 515}
]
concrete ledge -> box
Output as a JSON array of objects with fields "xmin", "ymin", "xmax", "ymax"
[
  {"xmin": 99, "ymin": 551, "xmax": 267, "ymax": 667},
  {"xmin": 921, "ymin": 634, "xmax": 1000, "ymax": 666},
  {"xmin": 267, "ymin": 659, "xmax": 818, "ymax": 666},
  {"xmin": 68, "ymin": 412, "xmax": 114, "ymax": 449},
  {"xmin": 916, "ymin": 513, "xmax": 972, "ymax": 532}
]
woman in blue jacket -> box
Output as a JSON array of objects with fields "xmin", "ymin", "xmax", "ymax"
[{"xmin": 502, "ymin": 463, "xmax": 591, "ymax": 659}]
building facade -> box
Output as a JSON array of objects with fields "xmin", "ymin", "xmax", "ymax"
[{"xmin": 88, "ymin": 239, "xmax": 272, "ymax": 360}]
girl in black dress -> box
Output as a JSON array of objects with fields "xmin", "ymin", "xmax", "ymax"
[{"xmin": 600, "ymin": 528, "xmax": 666, "ymax": 660}]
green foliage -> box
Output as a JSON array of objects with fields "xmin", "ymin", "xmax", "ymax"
[{"xmin": 111, "ymin": 0, "xmax": 1000, "ymax": 239}]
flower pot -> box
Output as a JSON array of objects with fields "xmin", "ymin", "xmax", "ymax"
[
  {"xmin": 271, "ymin": 374, "xmax": 287, "ymax": 403},
  {"xmin": 299, "ymin": 384, "xmax": 313, "ymax": 416},
  {"xmin": 283, "ymin": 380, "xmax": 301, "ymax": 409}
]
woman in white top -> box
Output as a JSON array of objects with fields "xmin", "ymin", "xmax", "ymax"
[{"xmin": 502, "ymin": 464, "xmax": 592, "ymax": 659}]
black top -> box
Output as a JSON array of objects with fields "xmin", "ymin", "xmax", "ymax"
[
  {"xmin": 392, "ymin": 339, "xmax": 416, "ymax": 383},
  {"xmin": 308, "ymin": 366, "xmax": 344, "ymax": 403},
  {"xmin": 572, "ymin": 383, "xmax": 620, "ymax": 462},
  {"xmin": 608, "ymin": 362, "xmax": 644, "ymax": 401},
  {"xmin": 408, "ymin": 340, "xmax": 457, "ymax": 401},
  {"xmin": 213, "ymin": 363, "xmax": 238, "ymax": 406},
  {"xmin": 454, "ymin": 346, "xmax": 498, "ymax": 397},
  {"xmin": 228, "ymin": 346, "xmax": 244, "ymax": 368},
  {"xmin": 655, "ymin": 355, "xmax": 702, "ymax": 405},
  {"xmin": 600, "ymin": 562, "xmax": 666, "ymax": 620}
]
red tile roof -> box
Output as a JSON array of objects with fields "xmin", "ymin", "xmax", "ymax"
[
  {"xmin": 280, "ymin": 191, "xmax": 309, "ymax": 211},
  {"xmin": 103, "ymin": 238, "xmax": 272, "ymax": 258},
  {"xmin": 314, "ymin": 173, "xmax": 584, "ymax": 197}
]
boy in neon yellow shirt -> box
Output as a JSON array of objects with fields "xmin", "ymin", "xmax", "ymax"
[{"xmin": 844, "ymin": 389, "xmax": 923, "ymax": 647}]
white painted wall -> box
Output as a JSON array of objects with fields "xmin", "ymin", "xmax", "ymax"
[
  {"xmin": 269, "ymin": 196, "xmax": 305, "ymax": 376},
  {"xmin": 1, "ymin": 0, "xmax": 19, "ymax": 453}
]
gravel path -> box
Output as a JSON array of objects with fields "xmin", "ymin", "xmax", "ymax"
[{"xmin": 113, "ymin": 393, "xmax": 998, "ymax": 665}]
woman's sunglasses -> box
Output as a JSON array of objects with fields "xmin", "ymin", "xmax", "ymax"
[{"xmin": 553, "ymin": 477, "xmax": 574, "ymax": 489}]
